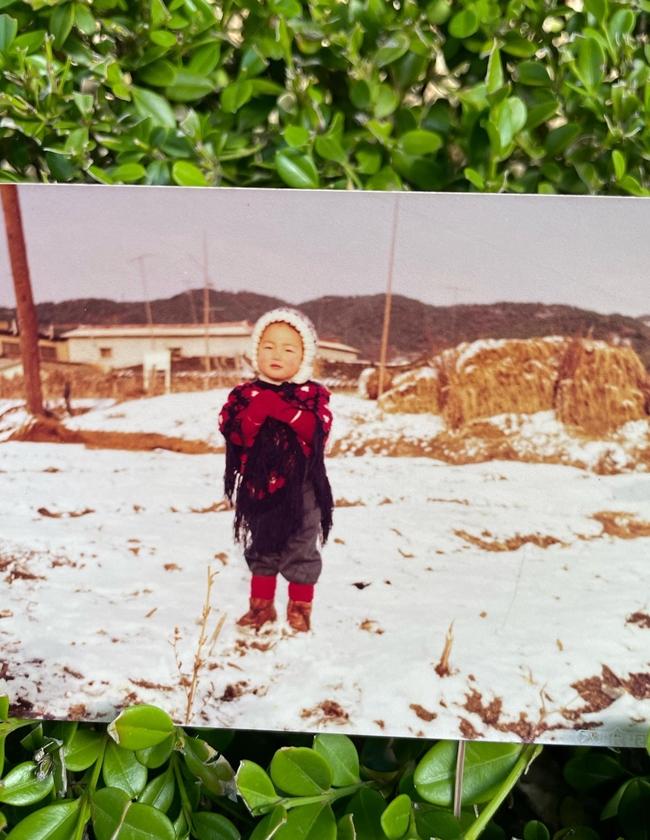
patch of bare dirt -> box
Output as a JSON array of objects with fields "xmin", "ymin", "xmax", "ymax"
[
  {"xmin": 626, "ymin": 611, "xmax": 650, "ymax": 629},
  {"xmin": 410, "ymin": 703, "xmax": 437, "ymax": 722},
  {"xmin": 454, "ymin": 528, "xmax": 566, "ymax": 552},
  {"xmin": 220, "ymin": 681, "xmax": 249, "ymax": 702},
  {"xmin": 359, "ymin": 619, "xmax": 384, "ymax": 635},
  {"xmin": 591, "ymin": 510, "xmax": 650, "ymax": 539},
  {"xmin": 301, "ymin": 700, "xmax": 350, "ymax": 725},
  {"xmin": 335, "ymin": 498, "xmax": 365, "ymax": 507},
  {"xmin": 8, "ymin": 417, "xmax": 220, "ymax": 454},
  {"xmin": 459, "ymin": 718, "xmax": 481, "ymax": 739},
  {"xmin": 37, "ymin": 506, "xmax": 94, "ymax": 518},
  {"xmin": 130, "ymin": 678, "xmax": 175, "ymax": 691}
]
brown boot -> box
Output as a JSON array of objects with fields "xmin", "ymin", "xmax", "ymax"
[
  {"xmin": 237, "ymin": 598, "xmax": 277, "ymax": 631},
  {"xmin": 287, "ymin": 599, "xmax": 312, "ymax": 632}
]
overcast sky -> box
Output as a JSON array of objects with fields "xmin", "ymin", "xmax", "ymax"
[{"xmin": 0, "ymin": 184, "xmax": 648, "ymax": 318}]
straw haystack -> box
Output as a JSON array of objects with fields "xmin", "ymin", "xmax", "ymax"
[
  {"xmin": 554, "ymin": 337, "xmax": 650, "ymax": 434},
  {"xmin": 377, "ymin": 365, "xmax": 443, "ymax": 413},
  {"xmin": 358, "ymin": 366, "xmax": 395, "ymax": 400},
  {"xmin": 439, "ymin": 337, "xmax": 568, "ymax": 429}
]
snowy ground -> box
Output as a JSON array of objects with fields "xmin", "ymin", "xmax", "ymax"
[{"xmin": 1, "ymin": 391, "xmax": 649, "ymax": 746}]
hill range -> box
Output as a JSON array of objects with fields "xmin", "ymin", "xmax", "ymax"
[{"xmin": 1, "ymin": 291, "xmax": 649, "ymax": 369}]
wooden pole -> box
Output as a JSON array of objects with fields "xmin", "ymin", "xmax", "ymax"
[
  {"xmin": 0, "ymin": 184, "xmax": 44, "ymax": 416},
  {"xmin": 203, "ymin": 231, "xmax": 210, "ymax": 386},
  {"xmin": 377, "ymin": 193, "xmax": 400, "ymax": 399}
]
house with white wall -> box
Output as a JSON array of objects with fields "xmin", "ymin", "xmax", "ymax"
[{"xmin": 61, "ymin": 322, "xmax": 360, "ymax": 372}]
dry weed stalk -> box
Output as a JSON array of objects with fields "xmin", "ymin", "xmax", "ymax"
[
  {"xmin": 170, "ymin": 565, "xmax": 226, "ymax": 724},
  {"xmin": 435, "ymin": 620, "xmax": 455, "ymax": 677}
]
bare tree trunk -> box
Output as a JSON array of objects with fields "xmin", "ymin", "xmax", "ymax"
[{"xmin": 0, "ymin": 184, "xmax": 44, "ymax": 416}]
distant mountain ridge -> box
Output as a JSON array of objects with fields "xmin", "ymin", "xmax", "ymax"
[{"xmin": 2, "ymin": 291, "xmax": 649, "ymax": 368}]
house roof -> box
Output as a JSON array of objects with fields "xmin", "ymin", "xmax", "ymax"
[
  {"xmin": 61, "ymin": 321, "xmax": 252, "ymax": 339},
  {"xmin": 60, "ymin": 322, "xmax": 360, "ymax": 354}
]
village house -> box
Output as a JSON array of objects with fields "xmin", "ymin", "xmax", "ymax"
[{"xmin": 60, "ymin": 321, "xmax": 361, "ymax": 372}]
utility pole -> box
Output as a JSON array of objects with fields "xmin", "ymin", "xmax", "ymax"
[
  {"xmin": 187, "ymin": 232, "xmax": 220, "ymax": 390},
  {"xmin": 129, "ymin": 253, "xmax": 156, "ymax": 343},
  {"xmin": 377, "ymin": 193, "xmax": 400, "ymax": 399},
  {"xmin": 1, "ymin": 184, "xmax": 44, "ymax": 416}
]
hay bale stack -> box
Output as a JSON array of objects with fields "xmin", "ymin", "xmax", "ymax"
[
  {"xmin": 554, "ymin": 337, "xmax": 649, "ymax": 434},
  {"xmin": 358, "ymin": 367, "xmax": 395, "ymax": 400},
  {"xmin": 440, "ymin": 337, "xmax": 568, "ymax": 429},
  {"xmin": 377, "ymin": 365, "xmax": 442, "ymax": 413}
]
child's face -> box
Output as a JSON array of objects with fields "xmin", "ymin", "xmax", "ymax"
[{"xmin": 257, "ymin": 322, "xmax": 304, "ymax": 382}]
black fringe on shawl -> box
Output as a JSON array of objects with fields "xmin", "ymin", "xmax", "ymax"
[{"xmin": 223, "ymin": 380, "xmax": 333, "ymax": 555}]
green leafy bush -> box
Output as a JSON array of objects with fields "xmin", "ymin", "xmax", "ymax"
[
  {"xmin": 0, "ymin": 0, "xmax": 648, "ymax": 192},
  {"xmin": 1, "ymin": 696, "xmax": 649, "ymax": 838}
]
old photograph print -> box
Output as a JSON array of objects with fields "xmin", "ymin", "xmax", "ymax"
[{"xmin": 1, "ymin": 184, "xmax": 649, "ymax": 746}]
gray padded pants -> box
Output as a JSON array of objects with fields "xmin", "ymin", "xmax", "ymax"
[{"xmin": 244, "ymin": 480, "xmax": 323, "ymax": 584}]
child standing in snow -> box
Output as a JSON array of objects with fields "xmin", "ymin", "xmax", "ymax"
[{"xmin": 218, "ymin": 308, "xmax": 334, "ymax": 633}]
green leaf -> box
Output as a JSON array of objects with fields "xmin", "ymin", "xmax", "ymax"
[
  {"xmin": 138, "ymin": 765, "xmax": 175, "ymax": 813},
  {"xmin": 221, "ymin": 80, "xmax": 254, "ymax": 113},
  {"xmin": 74, "ymin": 3, "xmax": 96, "ymax": 34},
  {"xmin": 585, "ymin": 0, "xmax": 608, "ymax": 22},
  {"xmin": 235, "ymin": 760, "xmax": 280, "ymax": 815},
  {"xmin": 188, "ymin": 41, "xmax": 221, "ymax": 75},
  {"xmin": 350, "ymin": 80, "xmax": 371, "ymax": 110},
  {"xmin": 375, "ymin": 32, "xmax": 410, "ymax": 68},
  {"xmin": 270, "ymin": 747, "xmax": 332, "ymax": 796},
  {"xmin": 92, "ymin": 787, "xmax": 175, "ymax": 840},
  {"xmin": 449, "ymin": 8, "xmax": 478, "ymax": 38},
  {"xmin": 355, "ymin": 144, "xmax": 382, "ymax": 174},
  {"xmin": 0, "ymin": 13, "xmax": 17, "ymax": 52},
  {"xmin": 12, "ymin": 29, "xmax": 46, "ymax": 52},
  {"xmin": 181, "ymin": 737, "xmax": 234, "ymax": 797},
  {"xmin": 313, "ymin": 735, "xmax": 360, "ymax": 787},
  {"xmin": 150, "ymin": 0, "xmax": 170, "ymax": 28},
  {"xmin": 283, "ymin": 125, "xmax": 310, "ymax": 148},
  {"xmin": 249, "ymin": 804, "xmax": 287, "ymax": 840},
  {"xmin": 564, "ymin": 749, "xmax": 627, "ymax": 792},
  {"xmin": 502, "ymin": 32, "xmax": 537, "ymax": 57},
  {"xmin": 619, "ymin": 174, "xmax": 649, "ymax": 196},
  {"xmin": 336, "ymin": 813, "xmax": 356, "ymax": 840},
  {"xmin": 380, "ymin": 793, "xmax": 411, "ymax": 840},
  {"xmin": 274, "ymin": 803, "xmax": 336, "ymax": 840},
  {"xmin": 608, "ymin": 8, "xmax": 635, "ymax": 43},
  {"xmin": 486, "ymin": 43, "xmax": 503, "ymax": 94},
  {"xmin": 618, "ymin": 779, "xmax": 650, "ymax": 838},
  {"xmin": 0, "ymin": 762, "xmax": 53, "ymax": 806},
  {"xmin": 464, "ymin": 166, "xmax": 485, "ymax": 189},
  {"xmin": 150, "ymin": 29, "xmax": 177, "ymax": 47},
  {"xmin": 111, "ymin": 163, "xmax": 147, "ymax": 183},
  {"xmin": 490, "ymin": 96, "xmax": 527, "ymax": 151},
  {"xmin": 612, "ymin": 149, "xmax": 626, "ymax": 181},
  {"xmin": 64, "ymin": 729, "xmax": 105, "ymax": 772},
  {"xmin": 576, "ymin": 36, "xmax": 606, "ymax": 90},
  {"xmin": 135, "ymin": 733, "xmax": 174, "ymax": 768},
  {"xmin": 398, "ymin": 129, "xmax": 442, "ymax": 155},
  {"xmin": 545, "ymin": 123, "xmax": 580, "ymax": 155},
  {"xmin": 192, "ymin": 812, "xmax": 241, "ymax": 840},
  {"xmin": 517, "ymin": 61, "xmax": 551, "ymax": 86},
  {"xmin": 345, "ymin": 788, "xmax": 384, "ymax": 838},
  {"xmin": 5, "ymin": 800, "xmax": 79, "ymax": 840},
  {"xmin": 366, "ymin": 166, "xmax": 402, "ymax": 190},
  {"xmin": 50, "ymin": 3, "xmax": 75, "ymax": 48},
  {"xmin": 139, "ymin": 59, "xmax": 177, "ymax": 86},
  {"xmin": 414, "ymin": 741, "xmax": 522, "ymax": 807},
  {"xmin": 373, "ymin": 84, "xmax": 399, "ymax": 118},
  {"xmin": 314, "ymin": 134, "xmax": 346, "ymax": 164},
  {"xmin": 172, "ymin": 159, "xmax": 208, "ymax": 186},
  {"xmin": 523, "ymin": 820, "xmax": 550, "ymax": 840},
  {"xmin": 165, "ymin": 71, "xmax": 215, "ymax": 101},
  {"xmin": 426, "ymin": 0, "xmax": 452, "ymax": 25},
  {"xmin": 72, "ymin": 91, "xmax": 94, "ymax": 115},
  {"xmin": 102, "ymin": 742, "xmax": 148, "ymax": 797},
  {"xmin": 275, "ymin": 149, "xmax": 320, "ymax": 189},
  {"xmin": 131, "ymin": 86, "xmax": 176, "ymax": 128}
]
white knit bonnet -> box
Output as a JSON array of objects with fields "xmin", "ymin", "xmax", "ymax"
[{"xmin": 250, "ymin": 307, "xmax": 318, "ymax": 384}]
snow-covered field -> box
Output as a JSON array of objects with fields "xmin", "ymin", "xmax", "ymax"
[{"xmin": 1, "ymin": 391, "xmax": 649, "ymax": 746}]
